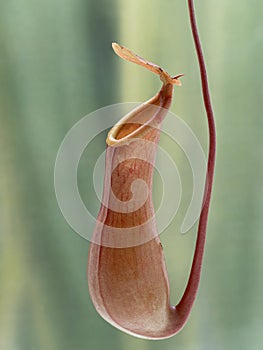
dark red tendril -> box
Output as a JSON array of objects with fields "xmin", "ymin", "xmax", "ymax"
[{"xmin": 177, "ymin": 0, "xmax": 216, "ymax": 318}]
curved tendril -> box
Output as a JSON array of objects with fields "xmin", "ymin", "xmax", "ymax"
[{"xmin": 177, "ymin": 0, "xmax": 216, "ymax": 317}]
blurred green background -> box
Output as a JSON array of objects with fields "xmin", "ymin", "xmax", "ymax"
[{"xmin": 1, "ymin": 0, "xmax": 263, "ymax": 349}]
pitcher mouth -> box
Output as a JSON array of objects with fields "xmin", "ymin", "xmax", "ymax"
[
  {"xmin": 106, "ymin": 103, "xmax": 158, "ymax": 147},
  {"xmin": 106, "ymin": 85, "xmax": 175, "ymax": 147},
  {"xmin": 106, "ymin": 43, "xmax": 182, "ymax": 148}
]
